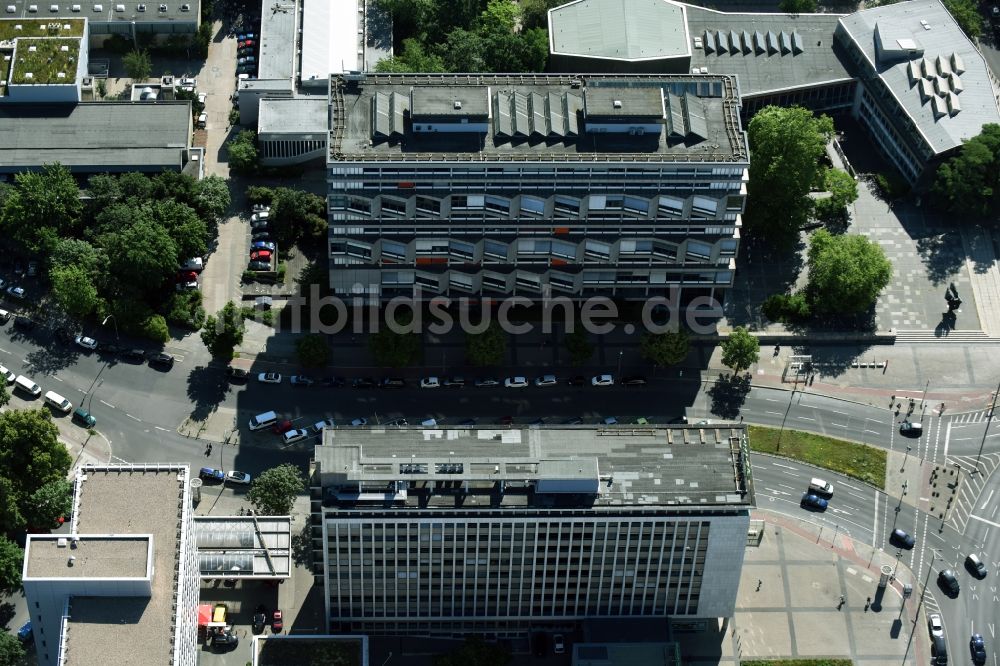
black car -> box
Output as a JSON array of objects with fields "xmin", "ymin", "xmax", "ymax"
[
  {"xmin": 970, "ymin": 634, "xmax": 986, "ymax": 665},
  {"xmin": 226, "ymin": 366, "xmax": 249, "ymax": 381},
  {"xmin": 211, "ymin": 629, "xmax": 239, "ymax": 650},
  {"xmin": 564, "ymin": 416, "xmax": 584, "ymax": 425},
  {"xmin": 443, "ymin": 377, "xmax": 466, "ymax": 387},
  {"xmin": 385, "ymin": 418, "xmax": 408, "ymax": 427},
  {"xmin": 473, "ymin": 377, "xmax": 499, "ymax": 387},
  {"xmin": 890, "ymin": 528, "xmax": 915, "ymax": 549},
  {"xmin": 13, "ymin": 315, "xmax": 35, "ymax": 331},
  {"xmin": 148, "ymin": 352, "xmax": 174, "ymax": 369},
  {"xmin": 938, "ymin": 569, "xmax": 960, "ymax": 596},
  {"xmin": 620, "ymin": 375, "xmax": 648, "ymax": 386},
  {"xmin": 353, "ymin": 377, "xmax": 376, "ymax": 389},
  {"xmin": 322, "ymin": 376, "xmax": 346, "ymax": 387},
  {"xmin": 101, "ymin": 343, "xmax": 123, "ymax": 356},
  {"xmin": 567, "ymin": 375, "xmax": 587, "ymax": 386},
  {"xmin": 890, "ymin": 528, "xmax": 916, "ymax": 550},
  {"xmin": 252, "ymin": 605, "xmax": 267, "ymax": 634},
  {"xmin": 121, "ymin": 348, "xmax": 145, "ymax": 363},
  {"xmin": 380, "ymin": 377, "xmax": 406, "ymax": 388}
]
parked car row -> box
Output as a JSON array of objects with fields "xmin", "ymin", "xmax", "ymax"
[
  {"xmin": 247, "ymin": 205, "xmax": 276, "ymax": 271},
  {"xmin": 246, "ymin": 373, "xmax": 649, "ymax": 389},
  {"xmin": 199, "ymin": 467, "xmax": 252, "ymax": 485},
  {"xmin": 236, "ymin": 32, "xmax": 257, "ymax": 76},
  {"xmin": 52, "ymin": 327, "xmax": 176, "ymax": 369}
]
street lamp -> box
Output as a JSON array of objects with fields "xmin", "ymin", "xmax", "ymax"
[
  {"xmin": 617, "ymin": 349, "xmax": 624, "ymax": 378},
  {"xmin": 102, "ymin": 314, "xmax": 119, "ymax": 342},
  {"xmin": 973, "ymin": 379, "xmax": 1000, "ymax": 474},
  {"xmin": 901, "ymin": 548, "xmax": 941, "ymax": 665}
]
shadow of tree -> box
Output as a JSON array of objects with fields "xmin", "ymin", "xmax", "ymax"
[
  {"xmin": 915, "ymin": 231, "xmax": 965, "ymax": 286},
  {"xmin": 23, "ymin": 341, "xmax": 80, "ymax": 376},
  {"xmin": 185, "ymin": 364, "xmax": 229, "ymax": 423},
  {"xmin": 0, "ymin": 601, "xmax": 15, "ymax": 629},
  {"xmin": 707, "ymin": 373, "xmax": 751, "ymax": 419},
  {"xmin": 290, "ymin": 521, "xmax": 312, "ymax": 567}
]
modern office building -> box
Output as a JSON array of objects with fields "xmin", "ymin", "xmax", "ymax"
[
  {"xmin": 547, "ymin": 0, "xmax": 1000, "ymax": 185},
  {"xmin": 327, "ymin": 72, "xmax": 749, "ymax": 303},
  {"xmin": 835, "ymin": 0, "xmax": 1000, "ymax": 184},
  {"xmin": 311, "ymin": 424, "xmax": 754, "ymax": 636},
  {"xmin": 1, "ymin": 0, "xmax": 201, "ymax": 44},
  {"xmin": 21, "ymin": 464, "xmax": 201, "ymax": 666}
]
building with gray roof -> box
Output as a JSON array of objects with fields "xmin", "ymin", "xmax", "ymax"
[
  {"xmin": 257, "ymin": 97, "xmax": 327, "ymax": 165},
  {"xmin": 328, "ymin": 72, "xmax": 748, "ymax": 303},
  {"xmin": 311, "ymin": 424, "xmax": 754, "ymax": 635},
  {"xmin": 835, "ymin": 0, "xmax": 1000, "ymax": 183},
  {"xmin": 0, "ymin": 101, "xmax": 193, "ymax": 174},
  {"xmin": 21, "ymin": 464, "xmax": 201, "ymax": 666},
  {"xmin": 1, "ymin": 0, "xmax": 201, "ymax": 43}
]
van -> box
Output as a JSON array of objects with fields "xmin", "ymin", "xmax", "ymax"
[
  {"xmin": 44, "ymin": 390, "xmax": 72, "ymax": 413},
  {"xmin": 808, "ymin": 478, "xmax": 834, "ymax": 497},
  {"xmin": 248, "ymin": 410, "xmax": 277, "ymax": 431},
  {"xmin": 14, "ymin": 375, "xmax": 41, "ymax": 397},
  {"xmin": 196, "ymin": 112, "xmax": 207, "ymax": 128},
  {"xmin": 420, "ymin": 418, "xmax": 438, "ymax": 427}
]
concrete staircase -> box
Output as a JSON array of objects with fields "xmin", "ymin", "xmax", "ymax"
[{"xmin": 894, "ymin": 330, "xmax": 998, "ymax": 344}]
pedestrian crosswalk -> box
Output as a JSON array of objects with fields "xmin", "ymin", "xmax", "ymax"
[
  {"xmin": 948, "ymin": 410, "xmax": 997, "ymax": 425},
  {"xmin": 944, "ymin": 451, "xmax": 1000, "ymax": 534}
]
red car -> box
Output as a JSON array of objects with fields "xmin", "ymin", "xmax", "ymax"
[
  {"xmin": 239, "ymin": 39, "xmax": 254, "ymax": 48},
  {"xmin": 176, "ymin": 270, "xmax": 198, "ymax": 282},
  {"xmin": 250, "ymin": 250, "xmax": 272, "ymax": 261},
  {"xmin": 500, "ymin": 415, "xmax": 513, "ymax": 426},
  {"xmin": 272, "ymin": 419, "xmax": 293, "ymax": 434},
  {"xmin": 271, "ymin": 609, "xmax": 283, "ymax": 633}
]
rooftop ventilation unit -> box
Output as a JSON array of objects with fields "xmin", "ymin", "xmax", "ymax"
[
  {"xmin": 27, "ymin": 4, "xmax": 37, "ymax": 11},
  {"xmin": 71, "ymin": 3, "xmax": 79, "ymax": 9},
  {"xmin": 181, "ymin": 2, "xmax": 189, "ymax": 9},
  {"xmin": 115, "ymin": 3, "xmax": 123, "ymax": 10},
  {"xmin": 693, "ymin": 37, "xmax": 703, "ymax": 49},
  {"xmin": 453, "ymin": 100, "xmax": 462, "ymax": 109},
  {"xmin": 93, "ymin": 3, "xmax": 102, "ymax": 10},
  {"xmin": 613, "ymin": 99, "xmax": 622, "ymax": 109},
  {"xmin": 24, "ymin": 72, "xmax": 33, "ymax": 79},
  {"xmin": 50, "ymin": 3, "xmax": 58, "ymax": 10},
  {"xmin": 60, "ymin": 44, "xmax": 68, "ymax": 50},
  {"xmin": 28, "ymin": 44, "xmax": 37, "ymax": 51},
  {"xmin": 56, "ymin": 71, "xmax": 65, "ymax": 78},
  {"xmin": 4, "ymin": 5, "xmax": 13, "ymax": 12},
  {"xmin": 158, "ymin": 3, "xmax": 166, "ymax": 9},
  {"xmin": 137, "ymin": 2, "xmax": 145, "ymax": 8}
]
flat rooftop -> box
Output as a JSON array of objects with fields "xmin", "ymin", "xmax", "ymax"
[
  {"xmin": 195, "ymin": 516, "xmax": 293, "ymax": 578},
  {"xmin": 259, "ymin": 96, "xmax": 328, "ymax": 135},
  {"xmin": 11, "ymin": 36, "xmax": 80, "ymax": 84},
  {"xmin": 330, "ymin": 73, "xmax": 747, "ymax": 163},
  {"xmin": 687, "ymin": 6, "xmax": 853, "ymax": 97},
  {"xmin": 26, "ymin": 535, "xmax": 150, "ymax": 578},
  {"xmin": 0, "ymin": 16, "xmax": 86, "ymax": 40},
  {"xmin": 317, "ymin": 424, "xmax": 753, "ymax": 511},
  {"xmin": 837, "ymin": 0, "xmax": 1000, "ymax": 156},
  {"xmin": 549, "ymin": 0, "xmax": 691, "ymax": 61},
  {"xmin": 301, "ymin": 0, "xmax": 358, "ymax": 84},
  {"xmin": 1, "ymin": 0, "xmax": 198, "ymax": 22},
  {"xmin": 0, "ymin": 101, "xmax": 190, "ymax": 172},
  {"xmin": 64, "ymin": 467, "xmax": 186, "ymax": 666},
  {"xmin": 256, "ymin": 0, "xmax": 295, "ymax": 81}
]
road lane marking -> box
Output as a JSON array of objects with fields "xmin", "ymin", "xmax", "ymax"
[
  {"xmin": 0, "ymin": 347, "xmax": 9, "ymax": 354},
  {"xmin": 840, "ymin": 481, "xmax": 863, "ymax": 491},
  {"xmin": 797, "ymin": 416, "xmax": 816, "ymax": 421},
  {"xmin": 126, "ymin": 413, "xmax": 141, "ymax": 422},
  {"xmin": 766, "ymin": 410, "xmax": 783, "ymax": 416},
  {"xmin": 778, "ymin": 483, "xmax": 795, "ymax": 490},
  {"xmin": 981, "ymin": 489, "xmax": 996, "ymax": 510},
  {"xmin": 100, "ymin": 400, "xmax": 115, "ymax": 409},
  {"xmin": 865, "ymin": 429, "xmax": 880, "ymax": 434},
  {"xmin": 830, "ymin": 409, "xmax": 848, "ymax": 416},
  {"xmin": 764, "ymin": 487, "xmax": 792, "ymax": 496},
  {"xmin": 846, "ymin": 490, "xmax": 866, "ymax": 500},
  {"xmin": 969, "ymin": 514, "xmax": 1000, "ymax": 529},
  {"xmin": 155, "ymin": 426, "xmax": 170, "ymax": 432},
  {"xmin": 51, "ymin": 376, "xmax": 63, "ymax": 382},
  {"xmin": 831, "ymin": 423, "xmax": 847, "ymax": 428},
  {"xmin": 764, "ymin": 398, "xmax": 780, "ymax": 402},
  {"xmin": 772, "ymin": 462, "xmax": 796, "ymax": 470}
]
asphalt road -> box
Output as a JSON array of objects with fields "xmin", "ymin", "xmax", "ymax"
[{"xmin": 2, "ymin": 319, "xmax": 1000, "ymax": 661}]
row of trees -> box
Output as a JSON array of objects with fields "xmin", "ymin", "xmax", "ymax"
[
  {"xmin": 375, "ymin": 0, "xmax": 548, "ymax": 73},
  {"xmin": 0, "ymin": 165, "xmax": 230, "ymax": 340}
]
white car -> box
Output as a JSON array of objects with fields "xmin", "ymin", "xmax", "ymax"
[
  {"xmin": 0, "ymin": 308, "xmax": 9, "ymax": 323},
  {"xmin": 420, "ymin": 377, "xmax": 440, "ymax": 388},
  {"xmin": 197, "ymin": 92, "xmax": 207, "ymax": 104},
  {"xmin": 553, "ymin": 634, "xmax": 565, "ymax": 654},
  {"xmin": 0, "ymin": 365, "xmax": 14, "ymax": 384},
  {"xmin": 75, "ymin": 336, "xmax": 98, "ymax": 351},
  {"xmin": 504, "ymin": 376, "xmax": 528, "ymax": 388},
  {"xmin": 251, "ymin": 211, "xmax": 270, "ymax": 224},
  {"xmin": 591, "ymin": 374, "xmax": 614, "ymax": 386},
  {"xmin": 258, "ymin": 372, "xmax": 282, "ymax": 384},
  {"xmin": 282, "ymin": 428, "xmax": 309, "ymax": 445},
  {"xmin": 927, "ymin": 613, "xmax": 944, "ymax": 638},
  {"xmin": 603, "ymin": 416, "xmax": 619, "ymax": 425},
  {"xmin": 6, "ymin": 286, "xmax": 25, "ymax": 300},
  {"xmin": 350, "ymin": 418, "xmax": 368, "ymax": 426},
  {"xmin": 312, "ymin": 418, "xmax": 336, "ymax": 433},
  {"xmin": 225, "ymin": 470, "xmax": 251, "ymax": 485},
  {"xmin": 534, "ymin": 374, "xmax": 558, "ymax": 387}
]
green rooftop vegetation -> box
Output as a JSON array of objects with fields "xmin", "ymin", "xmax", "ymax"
[
  {"xmin": 11, "ymin": 37, "xmax": 80, "ymax": 84},
  {"xmin": 0, "ymin": 17, "xmax": 86, "ymax": 42}
]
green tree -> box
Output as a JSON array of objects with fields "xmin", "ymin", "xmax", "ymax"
[
  {"xmin": 0, "ymin": 163, "xmax": 83, "ymax": 252},
  {"xmin": 154, "ymin": 200, "xmax": 208, "ymax": 260},
  {"xmin": 87, "ymin": 173, "xmax": 123, "ymax": 209},
  {"xmin": 103, "ymin": 217, "xmax": 179, "ymax": 293},
  {"xmin": 931, "ymin": 124, "xmax": 1000, "ymax": 216},
  {"xmin": 779, "ymin": 0, "xmax": 816, "ymax": 12},
  {"xmin": 227, "ymin": 130, "xmax": 258, "ymax": 173},
  {"xmin": 466, "ymin": 321, "xmax": 506, "ymax": 366},
  {"xmin": 434, "ymin": 637, "xmax": 511, "ymax": 666},
  {"xmin": 269, "ymin": 187, "xmax": 327, "ymax": 248},
  {"xmin": 29, "ymin": 479, "xmax": 73, "ymax": 530},
  {"xmin": 563, "ymin": 327, "xmax": 593, "ymax": 366},
  {"xmin": 806, "ymin": 229, "xmax": 893, "ymax": 315},
  {"xmin": 640, "ymin": 330, "xmax": 690, "ymax": 367},
  {"xmin": 720, "ymin": 326, "xmax": 760, "ymax": 374},
  {"xmin": 200, "ymin": 301, "xmax": 245, "ymax": 359},
  {"xmin": 51, "ymin": 238, "xmax": 107, "ymax": 276},
  {"xmin": 296, "ymin": 333, "xmax": 331, "ymax": 368},
  {"xmin": 247, "ymin": 464, "xmax": 305, "ymax": 515},
  {"xmin": 370, "ymin": 312, "xmax": 422, "ymax": 367},
  {"xmin": 375, "ymin": 38, "xmax": 447, "ymax": 72},
  {"xmin": 193, "ymin": 174, "xmax": 232, "ymax": 222},
  {"xmin": 761, "ymin": 292, "xmax": 811, "ymax": 323},
  {"xmin": 0, "ymin": 535, "xmax": 24, "ymax": 597},
  {"xmin": 745, "ymin": 106, "xmax": 834, "ymax": 251},
  {"xmin": 814, "ymin": 168, "xmax": 859, "ymax": 222},
  {"xmin": 439, "ymin": 28, "xmax": 486, "ymax": 72},
  {"xmin": 50, "ymin": 264, "xmax": 100, "ymax": 319},
  {"xmin": 943, "ymin": 0, "xmax": 982, "ymax": 39},
  {"xmin": 140, "ymin": 313, "xmax": 170, "ymax": 343},
  {"xmin": 0, "ymin": 409, "xmax": 72, "ymax": 533},
  {"xmin": 123, "ymin": 49, "xmax": 152, "ymax": 80},
  {"xmin": 0, "ymin": 622, "xmax": 26, "ymax": 663},
  {"xmin": 0, "ymin": 384, "xmax": 9, "ymax": 410}
]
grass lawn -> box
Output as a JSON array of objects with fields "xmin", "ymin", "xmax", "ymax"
[
  {"xmin": 748, "ymin": 425, "xmax": 886, "ymax": 489},
  {"xmin": 743, "ymin": 661, "xmax": 853, "ymax": 666}
]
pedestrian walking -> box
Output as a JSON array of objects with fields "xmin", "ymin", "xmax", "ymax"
[
  {"xmin": 864, "ymin": 597, "xmax": 871, "ymax": 612},
  {"xmin": 756, "ymin": 579, "xmax": 762, "ymax": 591}
]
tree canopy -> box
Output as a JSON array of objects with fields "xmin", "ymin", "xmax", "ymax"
[
  {"xmin": 563, "ymin": 326, "xmax": 593, "ymax": 366},
  {"xmin": 201, "ymin": 301, "xmax": 245, "ymax": 359},
  {"xmin": 370, "ymin": 312, "xmax": 422, "ymax": 367},
  {"xmin": 227, "ymin": 130, "xmax": 258, "ymax": 173},
  {"xmin": 813, "ymin": 168, "xmax": 859, "ymax": 223},
  {"xmin": 296, "ymin": 333, "xmax": 331, "ymax": 368},
  {"xmin": 745, "ymin": 106, "xmax": 834, "ymax": 251},
  {"xmin": 247, "ymin": 464, "xmax": 306, "ymax": 516},
  {"xmin": 466, "ymin": 322, "xmax": 507, "ymax": 366},
  {"xmin": 123, "ymin": 49, "xmax": 152, "ymax": 80},
  {"xmin": 640, "ymin": 330, "xmax": 690, "ymax": 367},
  {"xmin": 931, "ymin": 123, "xmax": 1000, "ymax": 217},
  {"xmin": 778, "ymin": 0, "xmax": 816, "ymax": 12},
  {"xmin": 806, "ymin": 229, "xmax": 893, "ymax": 315},
  {"xmin": 0, "ymin": 536, "xmax": 24, "ymax": 597},
  {"xmin": 376, "ymin": 0, "xmax": 548, "ymax": 73},
  {"xmin": 434, "ymin": 637, "xmax": 511, "ymax": 666},
  {"xmin": 0, "ymin": 409, "xmax": 72, "ymax": 533},
  {"xmin": 721, "ymin": 327, "xmax": 760, "ymax": 374},
  {"xmin": 0, "ymin": 163, "xmax": 83, "ymax": 252}
]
